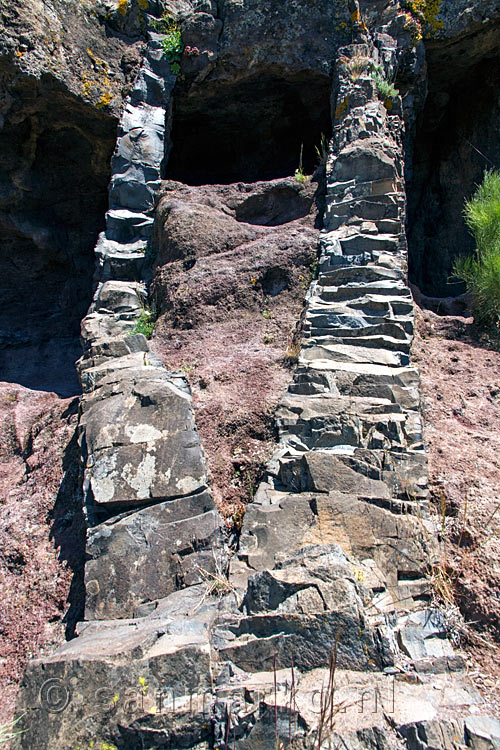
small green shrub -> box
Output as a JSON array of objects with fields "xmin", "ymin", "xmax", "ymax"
[
  {"xmin": 157, "ymin": 16, "xmax": 184, "ymax": 72},
  {"xmin": 453, "ymin": 169, "xmax": 500, "ymax": 328},
  {"xmin": 371, "ymin": 71, "xmax": 399, "ymax": 100},
  {"xmin": 133, "ymin": 308, "xmax": 155, "ymax": 339}
]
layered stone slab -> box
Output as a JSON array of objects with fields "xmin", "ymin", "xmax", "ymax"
[
  {"xmin": 15, "ymin": 587, "xmax": 217, "ymax": 750},
  {"xmin": 85, "ymin": 490, "xmax": 224, "ymax": 619},
  {"xmin": 211, "ymin": 37, "xmax": 500, "ymax": 748},
  {"xmin": 80, "ymin": 367, "xmax": 208, "ymax": 508}
]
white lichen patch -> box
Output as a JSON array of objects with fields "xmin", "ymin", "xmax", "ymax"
[
  {"xmin": 125, "ymin": 423, "xmax": 163, "ymax": 444},
  {"xmin": 98, "ymin": 422, "xmax": 120, "ymax": 448},
  {"xmin": 91, "ymin": 475, "xmax": 116, "ymax": 504},
  {"xmin": 175, "ymin": 475, "xmax": 201, "ymax": 495},
  {"xmin": 90, "ymin": 451, "xmax": 118, "ymax": 503},
  {"xmin": 123, "ymin": 452, "xmax": 155, "ymax": 499}
]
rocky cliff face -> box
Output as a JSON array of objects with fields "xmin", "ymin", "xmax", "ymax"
[
  {"xmin": 1, "ymin": 0, "xmax": 500, "ymax": 747},
  {"xmin": 406, "ymin": 0, "xmax": 500, "ymax": 296},
  {"xmin": 0, "ymin": 0, "xmax": 144, "ymax": 394}
]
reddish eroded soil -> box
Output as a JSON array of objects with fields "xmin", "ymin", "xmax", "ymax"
[
  {"xmin": 150, "ymin": 175, "xmax": 322, "ymax": 525},
  {"xmin": 0, "ymin": 384, "xmax": 80, "ymax": 723},
  {"xmin": 413, "ymin": 309, "xmax": 500, "ymax": 711}
]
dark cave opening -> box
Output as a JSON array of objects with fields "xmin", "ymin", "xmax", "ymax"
[
  {"xmin": 0, "ymin": 77, "xmax": 117, "ymax": 396},
  {"xmin": 167, "ymin": 70, "xmax": 332, "ymax": 185},
  {"xmin": 407, "ymin": 42, "xmax": 500, "ymax": 299}
]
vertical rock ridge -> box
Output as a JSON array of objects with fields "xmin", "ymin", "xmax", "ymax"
[
  {"xmin": 211, "ymin": 21, "xmax": 500, "ymax": 750},
  {"xmin": 14, "ymin": 7, "xmax": 226, "ymax": 748}
]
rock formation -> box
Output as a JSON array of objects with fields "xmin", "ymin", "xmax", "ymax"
[{"xmin": 3, "ymin": 0, "xmax": 500, "ymax": 747}]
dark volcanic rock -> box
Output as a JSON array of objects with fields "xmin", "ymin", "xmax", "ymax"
[
  {"xmin": 80, "ymin": 366, "xmax": 209, "ymax": 508},
  {"xmin": 85, "ymin": 490, "xmax": 224, "ymax": 619},
  {"xmin": 14, "ymin": 587, "xmax": 218, "ymax": 750},
  {"xmin": 0, "ymin": 0, "xmax": 145, "ymax": 394}
]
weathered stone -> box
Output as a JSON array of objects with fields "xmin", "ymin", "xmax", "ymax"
[
  {"xmin": 331, "ymin": 143, "xmax": 397, "ymax": 183},
  {"xmin": 14, "ymin": 588, "xmax": 217, "ymax": 750},
  {"xmin": 216, "ymin": 608, "xmax": 390, "ymax": 673},
  {"xmin": 236, "ymin": 490, "xmax": 433, "ymax": 601},
  {"xmin": 302, "ymin": 341, "xmax": 410, "ymax": 367},
  {"xmin": 81, "ymin": 373, "xmax": 208, "ymax": 507},
  {"xmin": 10, "ymin": 3, "xmax": 500, "ymax": 747},
  {"xmin": 85, "ymin": 490, "xmax": 224, "ymax": 619},
  {"xmin": 106, "ymin": 208, "xmax": 154, "ymax": 243},
  {"xmin": 465, "ymin": 716, "xmax": 500, "ymax": 749},
  {"xmin": 91, "ymin": 279, "xmax": 146, "ymax": 314},
  {"xmin": 94, "ymin": 233, "xmax": 147, "ymax": 281}
]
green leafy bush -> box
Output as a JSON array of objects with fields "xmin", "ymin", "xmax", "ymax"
[
  {"xmin": 453, "ymin": 169, "xmax": 500, "ymax": 328},
  {"xmin": 133, "ymin": 308, "xmax": 155, "ymax": 339},
  {"xmin": 159, "ymin": 17, "xmax": 184, "ymax": 73}
]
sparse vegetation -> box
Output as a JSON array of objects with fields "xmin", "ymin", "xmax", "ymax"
[
  {"xmin": 314, "ymin": 133, "xmax": 329, "ymax": 167},
  {"xmin": 343, "ymin": 52, "xmax": 371, "ymax": 81},
  {"xmin": 403, "ymin": 0, "xmax": 444, "ymax": 41},
  {"xmin": 310, "ymin": 638, "xmax": 344, "ymax": 749},
  {"xmin": 284, "ymin": 338, "xmax": 301, "ymax": 366},
  {"xmin": 0, "ymin": 714, "xmax": 26, "ymax": 745},
  {"xmin": 133, "ymin": 308, "xmax": 155, "ymax": 339},
  {"xmin": 157, "ymin": 16, "xmax": 184, "ymax": 74},
  {"xmin": 195, "ymin": 551, "xmax": 234, "ymax": 608},
  {"xmin": 453, "ymin": 170, "xmax": 500, "ymax": 329},
  {"xmin": 179, "ymin": 358, "xmax": 199, "ymax": 374},
  {"xmin": 294, "ymin": 143, "xmax": 309, "ymax": 183},
  {"xmin": 371, "ymin": 71, "xmax": 399, "ymax": 101}
]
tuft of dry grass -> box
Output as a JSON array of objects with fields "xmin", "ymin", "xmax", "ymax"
[
  {"xmin": 0, "ymin": 714, "xmax": 26, "ymax": 746},
  {"xmin": 343, "ymin": 53, "xmax": 372, "ymax": 81}
]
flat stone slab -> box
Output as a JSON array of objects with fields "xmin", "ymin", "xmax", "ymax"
[
  {"xmin": 13, "ymin": 587, "xmax": 218, "ymax": 750},
  {"xmin": 81, "ymin": 371, "xmax": 209, "ymax": 507},
  {"xmin": 85, "ymin": 490, "xmax": 224, "ymax": 619},
  {"xmin": 302, "ymin": 342, "xmax": 409, "ymax": 367}
]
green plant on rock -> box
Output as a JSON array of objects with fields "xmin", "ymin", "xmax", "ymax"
[
  {"xmin": 133, "ymin": 307, "xmax": 155, "ymax": 339},
  {"xmin": 315, "ymin": 133, "xmax": 329, "ymax": 167},
  {"xmin": 294, "ymin": 143, "xmax": 309, "ymax": 183},
  {"xmin": 158, "ymin": 15, "xmax": 184, "ymax": 73},
  {"xmin": 452, "ymin": 169, "xmax": 500, "ymax": 329},
  {"xmin": 371, "ymin": 71, "xmax": 399, "ymax": 100}
]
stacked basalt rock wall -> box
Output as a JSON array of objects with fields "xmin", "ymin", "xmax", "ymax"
[
  {"xmin": 14, "ymin": 8, "xmax": 227, "ymax": 749},
  {"xmin": 13, "ymin": 1, "xmax": 500, "ymax": 749},
  {"xmin": 210, "ymin": 34, "xmax": 500, "ymax": 749}
]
